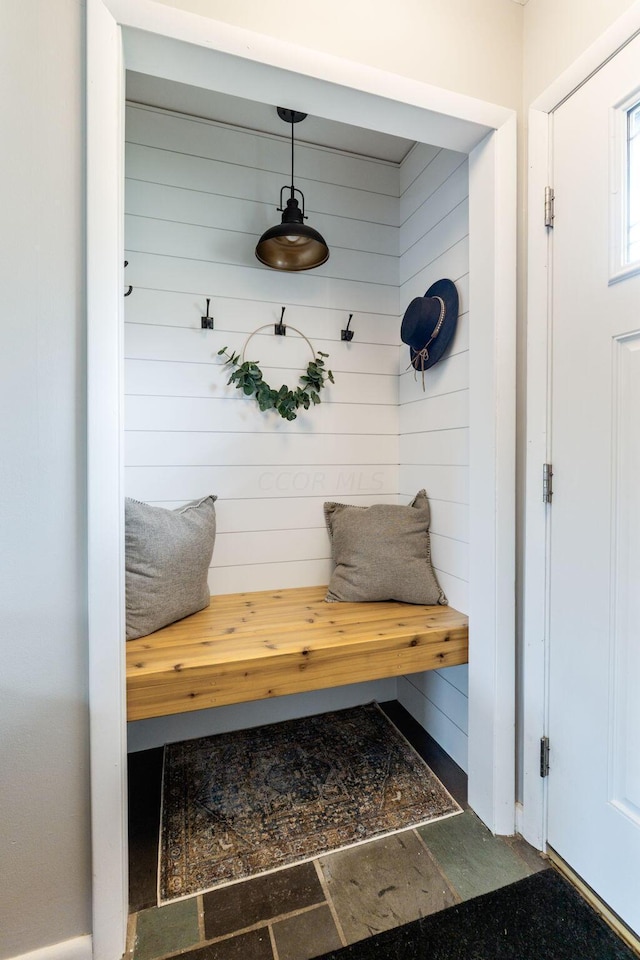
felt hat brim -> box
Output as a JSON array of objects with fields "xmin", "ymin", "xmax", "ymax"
[{"xmin": 402, "ymin": 279, "xmax": 459, "ymax": 371}]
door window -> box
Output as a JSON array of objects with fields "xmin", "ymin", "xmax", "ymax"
[
  {"xmin": 610, "ymin": 94, "xmax": 640, "ymax": 282},
  {"xmin": 627, "ymin": 100, "xmax": 640, "ymax": 264}
]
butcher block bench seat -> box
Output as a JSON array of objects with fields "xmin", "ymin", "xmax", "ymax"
[{"xmin": 126, "ymin": 585, "xmax": 469, "ymax": 721}]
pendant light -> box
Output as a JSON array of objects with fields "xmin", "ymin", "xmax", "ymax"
[{"xmin": 255, "ymin": 108, "xmax": 330, "ymax": 272}]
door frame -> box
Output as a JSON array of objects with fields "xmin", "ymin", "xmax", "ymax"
[
  {"xmin": 522, "ymin": 0, "xmax": 640, "ymax": 851},
  {"xmin": 87, "ymin": 2, "xmax": 517, "ymax": 957}
]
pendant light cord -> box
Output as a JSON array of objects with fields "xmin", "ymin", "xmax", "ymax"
[{"xmin": 290, "ymin": 118, "xmax": 295, "ymax": 202}]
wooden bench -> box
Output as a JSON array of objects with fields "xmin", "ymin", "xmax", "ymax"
[{"xmin": 126, "ymin": 585, "xmax": 469, "ymax": 721}]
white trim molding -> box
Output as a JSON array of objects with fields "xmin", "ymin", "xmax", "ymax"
[
  {"xmin": 522, "ymin": 0, "xmax": 640, "ymax": 852},
  {"xmin": 87, "ymin": 2, "xmax": 517, "ymax": 956},
  {"xmin": 87, "ymin": 2, "xmax": 127, "ymax": 959},
  {"xmin": 8, "ymin": 937, "xmax": 93, "ymax": 960},
  {"xmin": 468, "ymin": 116, "xmax": 518, "ymax": 837}
]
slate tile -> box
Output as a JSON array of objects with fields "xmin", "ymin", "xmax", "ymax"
[
  {"xmin": 179, "ymin": 929, "xmax": 273, "ymax": 960},
  {"xmin": 272, "ymin": 905, "xmax": 343, "ymax": 960},
  {"xmin": 505, "ymin": 835, "xmax": 549, "ymax": 874},
  {"xmin": 318, "ymin": 830, "xmax": 457, "ymax": 944},
  {"xmin": 418, "ymin": 809, "xmax": 532, "ymax": 900},
  {"xmin": 203, "ymin": 863, "xmax": 325, "ymax": 940},
  {"xmin": 134, "ymin": 897, "xmax": 200, "ymax": 960}
]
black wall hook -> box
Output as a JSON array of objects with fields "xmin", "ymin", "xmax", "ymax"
[
  {"xmin": 341, "ymin": 313, "xmax": 354, "ymax": 342},
  {"xmin": 275, "ymin": 306, "xmax": 287, "ymax": 336},
  {"xmin": 201, "ymin": 298, "xmax": 214, "ymax": 330},
  {"xmin": 124, "ymin": 261, "xmax": 133, "ymax": 297}
]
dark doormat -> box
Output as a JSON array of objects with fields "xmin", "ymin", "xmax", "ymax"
[
  {"xmin": 159, "ymin": 702, "xmax": 461, "ymax": 903},
  {"xmin": 314, "ymin": 869, "xmax": 636, "ymax": 960}
]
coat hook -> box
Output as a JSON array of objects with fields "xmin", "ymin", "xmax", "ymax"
[
  {"xmin": 124, "ymin": 260, "xmax": 133, "ymax": 297},
  {"xmin": 275, "ymin": 306, "xmax": 287, "ymax": 336},
  {"xmin": 201, "ymin": 297, "xmax": 214, "ymax": 330},
  {"xmin": 341, "ymin": 313, "xmax": 354, "ymax": 342}
]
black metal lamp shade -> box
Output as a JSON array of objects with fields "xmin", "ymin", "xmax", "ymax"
[
  {"xmin": 255, "ymin": 197, "xmax": 329, "ymax": 271},
  {"xmin": 255, "ymin": 108, "xmax": 330, "ymax": 272}
]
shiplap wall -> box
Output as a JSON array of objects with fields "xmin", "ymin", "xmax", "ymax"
[
  {"xmin": 396, "ymin": 143, "xmax": 470, "ymax": 771},
  {"xmin": 124, "ymin": 105, "xmax": 471, "ymax": 759},
  {"xmin": 124, "ymin": 104, "xmax": 401, "ymax": 594},
  {"xmin": 124, "ymin": 104, "xmax": 402, "ymax": 748}
]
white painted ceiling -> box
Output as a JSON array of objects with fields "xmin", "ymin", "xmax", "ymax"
[{"xmin": 126, "ymin": 71, "xmax": 416, "ymax": 164}]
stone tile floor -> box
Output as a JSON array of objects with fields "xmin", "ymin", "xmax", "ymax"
[{"xmin": 126, "ymin": 703, "xmax": 547, "ymax": 960}]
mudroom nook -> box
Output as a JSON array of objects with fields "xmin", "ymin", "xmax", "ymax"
[
  {"xmin": 122, "ymin": 83, "xmax": 490, "ymax": 950},
  {"xmin": 87, "ymin": 11, "xmax": 516, "ymax": 957},
  {"xmin": 123, "ymin": 88, "xmax": 472, "ymax": 756}
]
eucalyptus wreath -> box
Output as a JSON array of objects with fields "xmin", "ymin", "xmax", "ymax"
[{"xmin": 218, "ymin": 344, "xmax": 334, "ymax": 421}]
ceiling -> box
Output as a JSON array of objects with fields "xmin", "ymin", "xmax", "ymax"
[{"xmin": 126, "ymin": 71, "xmax": 417, "ymax": 164}]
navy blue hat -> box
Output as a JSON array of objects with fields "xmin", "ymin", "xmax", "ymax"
[{"xmin": 401, "ymin": 279, "xmax": 459, "ymax": 372}]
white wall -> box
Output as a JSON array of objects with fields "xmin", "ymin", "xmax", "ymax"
[
  {"xmin": 396, "ymin": 144, "xmax": 470, "ymax": 771},
  {"xmin": 0, "ymin": 2, "xmax": 91, "ymax": 958},
  {"xmin": 153, "ymin": 0, "xmax": 524, "ymax": 111},
  {"xmin": 524, "ymin": 0, "xmax": 640, "ymax": 104}
]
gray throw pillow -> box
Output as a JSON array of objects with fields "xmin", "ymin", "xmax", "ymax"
[
  {"xmin": 324, "ymin": 490, "xmax": 446, "ymax": 605},
  {"xmin": 125, "ymin": 495, "xmax": 217, "ymax": 640}
]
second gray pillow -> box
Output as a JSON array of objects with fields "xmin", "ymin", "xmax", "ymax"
[{"xmin": 324, "ymin": 490, "xmax": 446, "ymax": 605}]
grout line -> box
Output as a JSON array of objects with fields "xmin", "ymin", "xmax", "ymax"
[
  {"xmin": 268, "ymin": 902, "xmax": 330, "ymax": 924},
  {"xmin": 268, "ymin": 923, "xmax": 279, "ymax": 960},
  {"xmin": 194, "ymin": 901, "xmax": 327, "ymax": 950},
  {"xmin": 313, "ymin": 859, "xmax": 348, "ymax": 947},
  {"xmin": 412, "ymin": 828, "xmax": 462, "ymax": 904},
  {"xmin": 125, "ymin": 911, "xmax": 138, "ymax": 960},
  {"xmin": 197, "ymin": 894, "xmax": 205, "ymax": 942}
]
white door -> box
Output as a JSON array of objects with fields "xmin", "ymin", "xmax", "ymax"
[{"xmin": 548, "ymin": 33, "xmax": 640, "ymax": 934}]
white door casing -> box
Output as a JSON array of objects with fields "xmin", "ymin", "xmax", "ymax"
[
  {"xmin": 522, "ymin": 2, "xmax": 640, "ymax": 857},
  {"xmin": 88, "ymin": 2, "xmax": 517, "ymax": 957},
  {"xmin": 546, "ymin": 32, "xmax": 640, "ymax": 934}
]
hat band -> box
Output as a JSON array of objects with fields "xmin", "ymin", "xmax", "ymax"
[{"xmin": 408, "ymin": 296, "xmax": 446, "ymax": 389}]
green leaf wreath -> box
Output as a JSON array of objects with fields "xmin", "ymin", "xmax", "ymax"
[{"xmin": 218, "ymin": 347, "xmax": 334, "ymax": 421}]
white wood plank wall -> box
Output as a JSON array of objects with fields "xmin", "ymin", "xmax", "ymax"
[
  {"xmin": 124, "ymin": 104, "xmax": 471, "ymax": 757},
  {"xmin": 397, "ymin": 143, "xmax": 470, "ymax": 771},
  {"xmin": 124, "ymin": 104, "xmax": 401, "ymax": 599}
]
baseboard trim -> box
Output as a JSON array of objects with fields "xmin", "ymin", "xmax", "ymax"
[
  {"xmin": 7, "ymin": 936, "xmax": 93, "ymax": 960},
  {"xmin": 547, "ymin": 847, "xmax": 640, "ymax": 957}
]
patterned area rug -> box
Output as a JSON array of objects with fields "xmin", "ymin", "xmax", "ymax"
[{"xmin": 158, "ymin": 702, "xmax": 462, "ymax": 903}]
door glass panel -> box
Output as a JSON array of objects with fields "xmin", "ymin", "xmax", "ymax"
[{"xmin": 628, "ymin": 101, "xmax": 640, "ymax": 264}]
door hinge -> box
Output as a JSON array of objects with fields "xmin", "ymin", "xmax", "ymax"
[
  {"xmin": 544, "ymin": 186, "xmax": 555, "ymax": 228},
  {"xmin": 543, "ymin": 463, "xmax": 553, "ymax": 503},
  {"xmin": 540, "ymin": 736, "xmax": 550, "ymax": 778}
]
